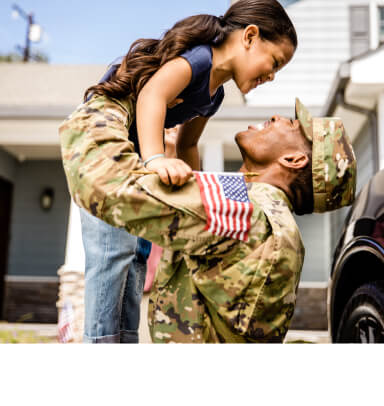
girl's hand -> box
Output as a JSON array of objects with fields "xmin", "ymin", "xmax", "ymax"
[{"xmin": 145, "ymin": 156, "xmax": 192, "ymax": 186}]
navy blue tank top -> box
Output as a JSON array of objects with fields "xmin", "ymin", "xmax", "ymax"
[{"xmin": 97, "ymin": 45, "xmax": 225, "ymax": 156}]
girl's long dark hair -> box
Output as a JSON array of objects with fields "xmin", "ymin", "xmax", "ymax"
[{"xmin": 84, "ymin": 0, "xmax": 297, "ymax": 102}]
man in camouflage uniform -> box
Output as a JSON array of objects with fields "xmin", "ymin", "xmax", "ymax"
[{"xmin": 59, "ymin": 96, "xmax": 356, "ymax": 343}]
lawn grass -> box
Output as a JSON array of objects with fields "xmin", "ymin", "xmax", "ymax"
[{"xmin": 0, "ymin": 323, "xmax": 57, "ymax": 343}]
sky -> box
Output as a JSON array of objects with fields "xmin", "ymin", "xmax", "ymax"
[
  {"xmin": 0, "ymin": 0, "xmax": 297, "ymax": 64},
  {"xmin": 0, "ymin": 0, "xmax": 228, "ymax": 64}
]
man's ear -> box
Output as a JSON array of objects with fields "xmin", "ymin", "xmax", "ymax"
[
  {"xmin": 278, "ymin": 152, "xmax": 309, "ymax": 170},
  {"xmin": 242, "ymin": 25, "xmax": 260, "ymax": 48}
]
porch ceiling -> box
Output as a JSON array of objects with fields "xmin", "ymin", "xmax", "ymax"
[
  {"xmin": 345, "ymin": 46, "xmax": 384, "ymax": 109},
  {"xmin": 345, "ymin": 83, "xmax": 384, "ymax": 110},
  {"xmin": 2, "ymin": 145, "xmax": 62, "ymax": 161},
  {"xmin": 324, "ymin": 46, "xmax": 384, "ymax": 143},
  {"xmin": 0, "ymin": 118, "xmax": 63, "ymax": 160}
]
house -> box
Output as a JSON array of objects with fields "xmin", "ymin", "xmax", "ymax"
[
  {"xmin": 324, "ymin": 45, "xmax": 384, "ymax": 246},
  {"xmin": 1, "ymin": 0, "xmax": 381, "ymax": 330},
  {"xmin": 0, "ymin": 64, "xmax": 105, "ymax": 322}
]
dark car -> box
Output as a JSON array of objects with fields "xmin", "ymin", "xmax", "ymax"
[{"xmin": 328, "ymin": 169, "xmax": 384, "ymax": 343}]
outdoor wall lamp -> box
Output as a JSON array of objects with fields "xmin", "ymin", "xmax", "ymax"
[{"xmin": 40, "ymin": 187, "xmax": 54, "ymax": 211}]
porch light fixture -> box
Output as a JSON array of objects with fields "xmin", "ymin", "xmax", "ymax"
[{"xmin": 40, "ymin": 187, "xmax": 54, "ymax": 211}]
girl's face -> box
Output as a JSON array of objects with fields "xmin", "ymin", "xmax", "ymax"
[{"xmin": 233, "ymin": 29, "xmax": 295, "ymax": 94}]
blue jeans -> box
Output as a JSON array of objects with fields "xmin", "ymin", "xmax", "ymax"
[{"xmin": 80, "ymin": 208, "xmax": 151, "ymax": 343}]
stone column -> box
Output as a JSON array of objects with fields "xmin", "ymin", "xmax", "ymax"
[
  {"xmin": 57, "ymin": 200, "xmax": 85, "ymax": 343},
  {"xmin": 202, "ymin": 140, "xmax": 224, "ymax": 172}
]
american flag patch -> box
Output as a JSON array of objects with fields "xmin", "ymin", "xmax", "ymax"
[{"xmin": 194, "ymin": 172, "xmax": 253, "ymax": 241}]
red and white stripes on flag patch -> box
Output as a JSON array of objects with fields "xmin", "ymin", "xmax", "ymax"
[{"xmin": 194, "ymin": 172, "xmax": 253, "ymax": 242}]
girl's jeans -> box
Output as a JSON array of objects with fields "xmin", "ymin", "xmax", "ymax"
[{"xmin": 80, "ymin": 208, "xmax": 151, "ymax": 343}]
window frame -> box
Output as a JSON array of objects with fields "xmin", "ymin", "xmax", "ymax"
[{"xmin": 379, "ymin": 5, "xmax": 384, "ymax": 44}]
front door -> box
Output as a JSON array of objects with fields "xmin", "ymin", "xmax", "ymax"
[{"xmin": 0, "ymin": 177, "xmax": 13, "ymax": 319}]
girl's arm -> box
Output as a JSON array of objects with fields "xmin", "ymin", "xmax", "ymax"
[
  {"xmin": 176, "ymin": 116, "xmax": 209, "ymax": 170},
  {"xmin": 136, "ymin": 57, "xmax": 194, "ymax": 186}
]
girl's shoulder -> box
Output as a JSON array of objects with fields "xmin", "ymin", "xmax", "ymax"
[
  {"xmin": 179, "ymin": 44, "xmax": 213, "ymax": 83},
  {"xmin": 181, "ymin": 44, "xmax": 211, "ymax": 60}
]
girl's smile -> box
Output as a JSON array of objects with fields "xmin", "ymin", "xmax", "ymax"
[
  {"xmin": 210, "ymin": 26, "xmax": 296, "ymax": 96},
  {"xmin": 244, "ymin": 38, "xmax": 294, "ymax": 93},
  {"xmin": 227, "ymin": 26, "xmax": 295, "ymax": 94}
]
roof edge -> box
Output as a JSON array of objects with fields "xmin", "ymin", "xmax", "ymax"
[
  {"xmin": 0, "ymin": 105, "xmax": 74, "ymax": 119},
  {"xmin": 322, "ymin": 62, "xmax": 351, "ymax": 116}
]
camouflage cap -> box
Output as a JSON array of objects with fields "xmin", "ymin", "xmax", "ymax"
[{"xmin": 295, "ymin": 98, "xmax": 357, "ymax": 213}]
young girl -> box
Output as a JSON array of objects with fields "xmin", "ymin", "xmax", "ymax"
[{"xmin": 66, "ymin": 0, "xmax": 298, "ymax": 343}]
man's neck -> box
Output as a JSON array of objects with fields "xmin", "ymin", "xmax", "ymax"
[{"xmin": 239, "ymin": 163, "xmax": 295, "ymax": 205}]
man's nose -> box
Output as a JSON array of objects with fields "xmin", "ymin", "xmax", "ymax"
[
  {"xmin": 270, "ymin": 114, "xmax": 280, "ymax": 122},
  {"xmin": 267, "ymin": 72, "xmax": 275, "ymax": 82}
]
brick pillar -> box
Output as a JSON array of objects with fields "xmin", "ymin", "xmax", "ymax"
[{"xmin": 56, "ymin": 200, "xmax": 85, "ymax": 343}]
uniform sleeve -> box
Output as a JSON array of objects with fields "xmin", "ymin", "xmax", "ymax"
[{"xmin": 60, "ymin": 95, "xmax": 227, "ymax": 255}]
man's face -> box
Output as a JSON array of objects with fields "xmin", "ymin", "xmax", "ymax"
[{"xmin": 235, "ymin": 115, "xmax": 308, "ymax": 165}]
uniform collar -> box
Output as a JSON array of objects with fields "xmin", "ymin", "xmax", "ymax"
[{"xmin": 247, "ymin": 182, "xmax": 293, "ymax": 212}]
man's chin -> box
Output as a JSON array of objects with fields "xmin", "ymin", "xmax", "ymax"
[
  {"xmin": 240, "ymin": 87, "xmax": 252, "ymax": 95},
  {"xmin": 234, "ymin": 131, "xmax": 242, "ymax": 146},
  {"xmin": 234, "ymin": 132, "xmax": 246, "ymax": 159}
]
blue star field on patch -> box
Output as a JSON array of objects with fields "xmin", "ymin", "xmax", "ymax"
[{"xmin": 218, "ymin": 174, "xmax": 250, "ymax": 202}]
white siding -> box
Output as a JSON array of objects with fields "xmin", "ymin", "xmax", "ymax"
[{"xmin": 246, "ymin": 0, "xmax": 353, "ymax": 107}]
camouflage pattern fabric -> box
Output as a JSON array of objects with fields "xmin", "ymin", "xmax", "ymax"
[
  {"xmin": 146, "ymin": 181, "xmax": 304, "ymax": 343},
  {"xmin": 295, "ymin": 98, "xmax": 356, "ymax": 212},
  {"xmin": 59, "ymin": 94, "xmax": 305, "ymax": 343}
]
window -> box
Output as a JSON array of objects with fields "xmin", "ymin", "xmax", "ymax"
[
  {"xmin": 350, "ymin": 5, "xmax": 370, "ymax": 57},
  {"xmin": 379, "ymin": 6, "xmax": 384, "ymax": 44}
]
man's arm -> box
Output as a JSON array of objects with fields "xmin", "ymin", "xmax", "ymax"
[{"xmin": 60, "ymin": 95, "xmax": 225, "ymax": 255}]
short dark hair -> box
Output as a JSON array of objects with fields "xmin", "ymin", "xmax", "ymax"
[{"xmin": 291, "ymin": 150, "xmax": 314, "ymax": 216}]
